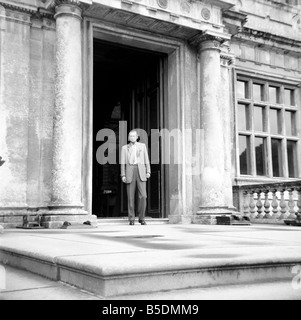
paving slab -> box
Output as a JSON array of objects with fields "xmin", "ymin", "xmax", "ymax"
[
  {"xmin": 0, "ymin": 266, "xmax": 101, "ymax": 300},
  {"xmin": 0, "ymin": 224, "xmax": 301, "ymax": 297}
]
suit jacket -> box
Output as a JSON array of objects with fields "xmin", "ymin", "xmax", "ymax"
[{"xmin": 121, "ymin": 142, "xmax": 151, "ymax": 184}]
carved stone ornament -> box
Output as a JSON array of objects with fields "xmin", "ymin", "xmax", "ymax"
[
  {"xmin": 189, "ymin": 33, "xmax": 226, "ymax": 52},
  {"xmin": 180, "ymin": 0, "xmax": 191, "ymax": 14},
  {"xmin": 157, "ymin": 0, "xmax": 168, "ymax": 9},
  {"xmin": 43, "ymin": 0, "xmax": 81, "ymax": 9},
  {"xmin": 201, "ymin": 7, "xmax": 211, "ymax": 20}
]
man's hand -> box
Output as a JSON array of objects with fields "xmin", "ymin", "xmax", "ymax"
[
  {"xmin": 146, "ymin": 173, "xmax": 151, "ymax": 179},
  {"xmin": 122, "ymin": 177, "xmax": 127, "ymax": 183}
]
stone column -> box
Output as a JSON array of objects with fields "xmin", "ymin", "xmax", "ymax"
[
  {"xmin": 44, "ymin": 1, "xmax": 96, "ymax": 227},
  {"xmin": 191, "ymin": 32, "xmax": 234, "ymax": 224}
]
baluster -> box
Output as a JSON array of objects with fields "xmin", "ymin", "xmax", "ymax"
[
  {"xmin": 249, "ymin": 192, "xmax": 257, "ymax": 219},
  {"xmin": 297, "ymin": 189, "xmax": 301, "ymax": 223},
  {"xmin": 256, "ymin": 191, "xmax": 264, "ymax": 219},
  {"xmin": 243, "ymin": 191, "xmax": 250, "ymax": 218},
  {"xmin": 264, "ymin": 191, "xmax": 271, "ymax": 219},
  {"xmin": 288, "ymin": 189, "xmax": 296, "ymax": 219},
  {"xmin": 279, "ymin": 190, "xmax": 288, "ymax": 219},
  {"xmin": 271, "ymin": 190, "xmax": 280, "ymax": 219}
]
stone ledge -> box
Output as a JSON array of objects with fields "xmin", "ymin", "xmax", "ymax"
[
  {"xmin": 1, "ymin": 225, "xmax": 301, "ymax": 297},
  {"xmin": 0, "ymin": 244, "xmax": 300, "ymax": 297}
]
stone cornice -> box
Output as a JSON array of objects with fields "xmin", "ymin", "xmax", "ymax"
[
  {"xmin": 235, "ymin": 27, "xmax": 301, "ymax": 53},
  {"xmin": 201, "ymin": 0, "xmax": 236, "ymax": 10},
  {"xmin": 222, "ymin": 8, "xmax": 248, "ymax": 35},
  {"xmin": 0, "ymin": 1, "xmax": 55, "ymax": 19},
  {"xmin": 0, "ymin": 0, "xmax": 37, "ymax": 14}
]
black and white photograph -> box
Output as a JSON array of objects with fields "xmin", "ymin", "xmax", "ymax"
[{"xmin": 0, "ymin": 0, "xmax": 301, "ymax": 304}]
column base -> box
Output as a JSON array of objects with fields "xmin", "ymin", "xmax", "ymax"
[
  {"xmin": 0, "ymin": 208, "xmax": 30, "ymax": 229},
  {"xmin": 193, "ymin": 207, "xmax": 236, "ymax": 225},
  {"xmin": 40, "ymin": 207, "xmax": 97, "ymax": 229},
  {"xmin": 41, "ymin": 214, "xmax": 98, "ymax": 229},
  {"xmin": 168, "ymin": 214, "xmax": 193, "ymax": 224},
  {"xmin": 0, "ymin": 207, "xmax": 97, "ymax": 229}
]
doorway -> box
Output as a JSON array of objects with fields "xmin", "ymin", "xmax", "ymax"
[{"xmin": 92, "ymin": 39, "xmax": 166, "ymax": 219}]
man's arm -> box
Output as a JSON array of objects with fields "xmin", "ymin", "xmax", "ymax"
[
  {"xmin": 144, "ymin": 144, "xmax": 151, "ymax": 175},
  {"xmin": 121, "ymin": 146, "xmax": 126, "ymax": 178}
]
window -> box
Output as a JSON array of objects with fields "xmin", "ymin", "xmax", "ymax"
[
  {"xmin": 285, "ymin": 89, "xmax": 295, "ymax": 106},
  {"xmin": 238, "ymin": 104, "xmax": 250, "ymax": 131},
  {"xmin": 285, "ymin": 111, "xmax": 297, "ymax": 136},
  {"xmin": 270, "ymin": 108, "xmax": 281, "ymax": 135},
  {"xmin": 253, "ymin": 83, "xmax": 264, "ymax": 101},
  {"xmin": 271, "ymin": 139, "xmax": 282, "ymax": 178},
  {"xmin": 255, "ymin": 137, "xmax": 267, "ymax": 176},
  {"xmin": 269, "ymin": 86, "xmax": 280, "ymax": 104},
  {"xmin": 237, "ymin": 81, "xmax": 248, "ymax": 99},
  {"xmin": 254, "ymin": 106, "xmax": 265, "ymax": 132},
  {"xmin": 237, "ymin": 76, "xmax": 299, "ymax": 178},
  {"xmin": 287, "ymin": 141, "xmax": 297, "ymax": 178},
  {"xmin": 239, "ymin": 135, "xmax": 251, "ymax": 175}
]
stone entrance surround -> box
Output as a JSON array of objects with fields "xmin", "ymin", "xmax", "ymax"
[{"xmin": 0, "ymin": 0, "xmax": 248, "ymax": 228}]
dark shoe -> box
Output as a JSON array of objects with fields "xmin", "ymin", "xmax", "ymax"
[
  {"xmin": 129, "ymin": 221, "xmax": 135, "ymax": 226},
  {"xmin": 139, "ymin": 220, "xmax": 147, "ymax": 225}
]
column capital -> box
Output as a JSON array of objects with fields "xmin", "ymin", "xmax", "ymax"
[
  {"xmin": 43, "ymin": 0, "xmax": 83, "ymax": 19},
  {"xmin": 43, "ymin": 0, "xmax": 82, "ymax": 8},
  {"xmin": 51, "ymin": 0, "xmax": 83, "ymax": 20},
  {"xmin": 189, "ymin": 31, "xmax": 231, "ymax": 52}
]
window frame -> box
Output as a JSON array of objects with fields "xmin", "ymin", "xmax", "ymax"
[{"xmin": 236, "ymin": 74, "xmax": 301, "ymax": 180}]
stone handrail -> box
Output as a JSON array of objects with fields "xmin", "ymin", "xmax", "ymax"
[{"xmin": 233, "ymin": 180, "xmax": 301, "ymax": 224}]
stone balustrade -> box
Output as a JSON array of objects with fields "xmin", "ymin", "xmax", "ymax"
[{"xmin": 233, "ymin": 181, "xmax": 301, "ymax": 224}]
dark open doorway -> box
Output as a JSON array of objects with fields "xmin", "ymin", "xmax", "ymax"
[{"xmin": 92, "ymin": 39, "xmax": 166, "ymax": 219}]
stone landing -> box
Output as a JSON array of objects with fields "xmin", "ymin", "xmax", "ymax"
[{"xmin": 0, "ymin": 224, "xmax": 300, "ymax": 298}]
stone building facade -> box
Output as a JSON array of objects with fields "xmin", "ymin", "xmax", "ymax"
[{"xmin": 0, "ymin": 0, "xmax": 300, "ymax": 228}]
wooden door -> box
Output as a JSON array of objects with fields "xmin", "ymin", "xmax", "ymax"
[
  {"xmin": 122, "ymin": 57, "xmax": 164, "ymax": 218},
  {"xmin": 145, "ymin": 61, "xmax": 162, "ymax": 218}
]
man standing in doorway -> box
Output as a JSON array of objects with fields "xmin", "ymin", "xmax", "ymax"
[{"xmin": 121, "ymin": 130, "xmax": 151, "ymax": 225}]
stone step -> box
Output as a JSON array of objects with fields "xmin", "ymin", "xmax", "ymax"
[
  {"xmin": 97, "ymin": 218, "xmax": 169, "ymax": 225},
  {"xmin": 0, "ymin": 245, "xmax": 297, "ymax": 298}
]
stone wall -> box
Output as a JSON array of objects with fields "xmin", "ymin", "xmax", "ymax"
[
  {"xmin": 0, "ymin": 3, "xmax": 56, "ymax": 226},
  {"xmin": 0, "ymin": 8, "xmax": 31, "ymax": 209},
  {"xmin": 230, "ymin": 0, "xmax": 301, "ymax": 188}
]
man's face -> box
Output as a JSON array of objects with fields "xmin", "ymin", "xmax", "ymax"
[{"xmin": 129, "ymin": 132, "xmax": 138, "ymax": 143}]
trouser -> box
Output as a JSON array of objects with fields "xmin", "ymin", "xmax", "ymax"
[{"xmin": 127, "ymin": 166, "xmax": 147, "ymax": 222}]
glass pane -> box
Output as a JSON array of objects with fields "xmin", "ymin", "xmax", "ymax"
[
  {"xmin": 253, "ymin": 84, "xmax": 263, "ymax": 101},
  {"xmin": 271, "ymin": 139, "xmax": 282, "ymax": 178},
  {"xmin": 287, "ymin": 141, "xmax": 297, "ymax": 178},
  {"xmin": 254, "ymin": 106, "xmax": 264, "ymax": 132},
  {"xmin": 238, "ymin": 104, "xmax": 249, "ymax": 131},
  {"xmin": 269, "ymin": 86, "xmax": 279, "ymax": 104},
  {"xmin": 255, "ymin": 137, "xmax": 266, "ymax": 176},
  {"xmin": 270, "ymin": 109, "xmax": 280, "ymax": 135},
  {"xmin": 239, "ymin": 135, "xmax": 250, "ymax": 175},
  {"xmin": 284, "ymin": 89, "xmax": 294, "ymax": 106},
  {"xmin": 237, "ymin": 81, "xmax": 247, "ymax": 99},
  {"xmin": 285, "ymin": 111, "xmax": 296, "ymax": 136}
]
